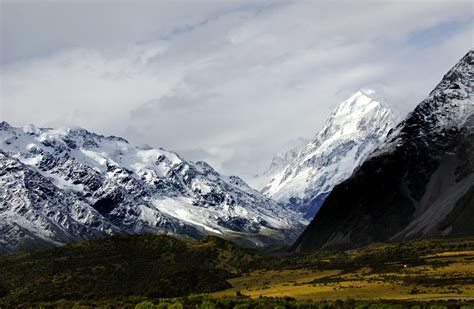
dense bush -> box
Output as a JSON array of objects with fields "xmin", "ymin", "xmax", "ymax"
[
  {"xmin": 0, "ymin": 235, "xmax": 239, "ymax": 304},
  {"xmin": 131, "ymin": 296, "xmax": 473, "ymax": 309}
]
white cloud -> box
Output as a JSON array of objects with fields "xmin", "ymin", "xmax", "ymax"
[{"xmin": 1, "ymin": 0, "xmax": 473, "ymax": 180}]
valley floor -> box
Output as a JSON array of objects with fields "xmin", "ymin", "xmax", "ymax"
[
  {"xmin": 213, "ymin": 248, "xmax": 474, "ymax": 302},
  {"xmin": 1, "ymin": 235, "xmax": 474, "ymax": 307}
]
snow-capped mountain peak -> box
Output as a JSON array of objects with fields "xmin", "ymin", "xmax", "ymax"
[
  {"xmin": 333, "ymin": 90, "xmax": 380, "ymax": 116},
  {"xmin": 292, "ymin": 49, "xmax": 474, "ymax": 252},
  {"xmin": 262, "ymin": 90, "xmax": 398, "ymax": 218}
]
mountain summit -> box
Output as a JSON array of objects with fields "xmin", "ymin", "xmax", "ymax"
[
  {"xmin": 292, "ymin": 50, "xmax": 474, "ymax": 252},
  {"xmin": 262, "ymin": 90, "xmax": 397, "ymax": 218},
  {"xmin": 0, "ymin": 123, "xmax": 304, "ymax": 252}
]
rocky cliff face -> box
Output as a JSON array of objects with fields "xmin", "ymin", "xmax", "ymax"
[
  {"xmin": 292, "ymin": 50, "xmax": 474, "ymax": 252},
  {"xmin": 0, "ymin": 123, "xmax": 304, "ymax": 252}
]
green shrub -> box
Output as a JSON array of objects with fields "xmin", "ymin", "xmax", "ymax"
[
  {"xmin": 167, "ymin": 301, "xmax": 183, "ymax": 309},
  {"xmin": 198, "ymin": 301, "xmax": 216, "ymax": 309},
  {"xmin": 135, "ymin": 300, "xmax": 157, "ymax": 309}
]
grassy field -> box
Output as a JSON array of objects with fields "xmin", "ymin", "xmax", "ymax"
[{"xmin": 213, "ymin": 244, "xmax": 474, "ymax": 301}]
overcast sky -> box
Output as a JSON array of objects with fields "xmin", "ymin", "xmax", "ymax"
[{"xmin": 1, "ymin": 0, "xmax": 473, "ymax": 181}]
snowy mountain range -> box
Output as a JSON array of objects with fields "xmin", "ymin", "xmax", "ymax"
[
  {"xmin": 3, "ymin": 48, "xmax": 470, "ymax": 254},
  {"xmin": 262, "ymin": 90, "xmax": 398, "ymax": 218},
  {"xmin": 293, "ymin": 50, "xmax": 474, "ymax": 251},
  {"xmin": 0, "ymin": 123, "xmax": 305, "ymax": 252}
]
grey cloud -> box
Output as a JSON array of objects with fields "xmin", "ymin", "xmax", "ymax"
[
  {"xmin": 1, "ymin": 0, "xmax": 473, "ymax": 179},
  {"xmin": 1, "ymin": 0, "xmax": 275, "ymax": 64}
]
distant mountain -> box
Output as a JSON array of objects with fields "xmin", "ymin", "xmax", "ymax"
[
  {"xmin": 0, "ymin": 123, "xmax": 304, "ymax": 252},
  {"xmin": 246, "ymin": 138, "xmax": 308, "ymax": 190},
  {"xmin": 262, "ymin": 90, "xmax": 397, "ymax": 218},
  {"xmin": 292, "ymin": 50, "xmax": 474, "ymax": 252}
]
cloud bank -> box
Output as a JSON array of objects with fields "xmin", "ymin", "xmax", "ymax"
[{"xmin": 1, "ymin": 0, "xmax": 473, "ymax": 180}]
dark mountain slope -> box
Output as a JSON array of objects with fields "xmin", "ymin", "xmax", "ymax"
[{"xmin": 292, "ymin": 50, "xmax": 474, "ymax": 252}]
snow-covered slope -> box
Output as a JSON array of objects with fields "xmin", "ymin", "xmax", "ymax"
[
  {"xmin": 246, "ymin": 139, "xmax": 308, "ymax": 190},
  {"xmin": 0, "ymin": 123, "xmax": 304, "ymax": 252},
  {"xmin": 262, "ymin": 90, "xmax": 397, "ymax": 218}
]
